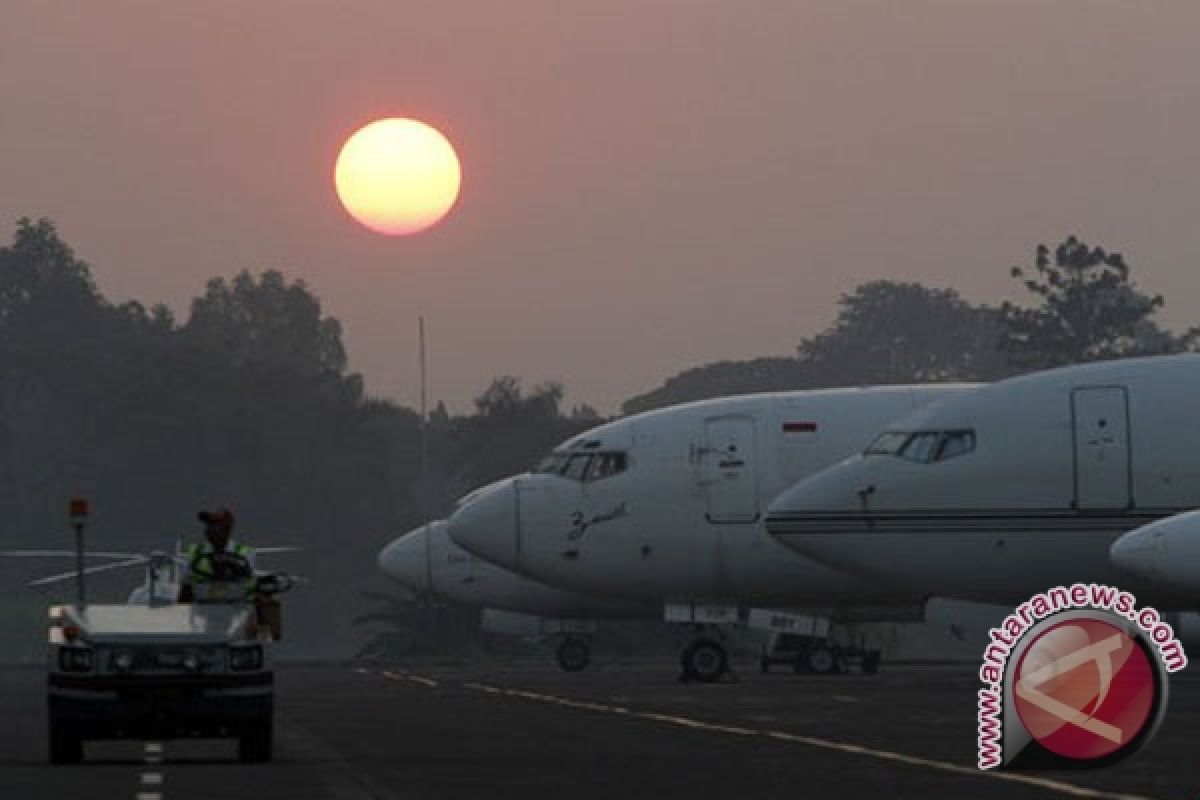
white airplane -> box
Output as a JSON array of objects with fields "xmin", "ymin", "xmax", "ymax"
[
  {"xmin": 446, "ymin": 384, "xmax": 980, "ymax": 680},
  {"xmin": 377, "ymin": 521, "xmax": 651, "ymax": 670},
  {"xmin": 1111, "ymin": 510, "xmax": 1200, "ymax": 595},
  {"xmin": 765, "ymin": 354, "xmax": 1200, "ymax": 608}
]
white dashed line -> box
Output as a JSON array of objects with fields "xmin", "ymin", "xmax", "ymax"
[
  {"xmin": 459, "ymin": 681, "xmax": 1153, "ymax": 800},
  {"xmin": 137, "ymin": 742, "xmax": 165, "ymax": 800},
  {"xmin": 377, "ymin": 669, "xmax": 438, "ymax": 688},
  {"xmin": 406, "ymin": 675, "xmax": 439, "ymax": 688}
]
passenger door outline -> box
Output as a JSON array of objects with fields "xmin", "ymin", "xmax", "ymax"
[
  {"xmin": 1071, "ymin": 386, "xmax": 1132, "ymax": 510},
  {"xmin": 702, "ymin": 415, "xmax": 759, "ymax": 523}
]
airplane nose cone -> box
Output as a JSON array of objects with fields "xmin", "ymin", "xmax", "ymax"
[
  {"xmin": 1109, "ymin": 526, "xmax": 1163, "ymax": 580},
  {"xmin": 378, "ymin": 526, "xmax": 431, "ymax": 594},
  {"xmin": 447, "ymin": 479, "xmax": 519, "ymax": 570}
]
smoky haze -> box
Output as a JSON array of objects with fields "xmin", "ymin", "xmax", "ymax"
[
  {"xmin": 0, "ymin": 213, "xmax": 1187, "ymax": 659},
  {"xmin": 3, "ymin": 2, "xmax": 1200, "ymax": 414}
]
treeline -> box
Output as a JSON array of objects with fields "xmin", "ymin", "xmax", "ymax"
[
  {"xmin": 1, "ymin": 218, "xmax": 1191, "ymax": 657},
  {"xmin": 624, "ymin": 239, "xmax": 1196, "ymax": 413},
  {"xmin": 0, "ymin": 219, "xmax": 595, "ymax": 657}
]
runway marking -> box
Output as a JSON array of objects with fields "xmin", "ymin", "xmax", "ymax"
[
  {"xmin": 138, "ymin": 742, "xmax": 165, "ymax": 800},
  {"xmin": 380, "ymin": 670, "xmax": 439, "ymax": 688},
  {"xmin": 458, "ymin": 681, "xmax": 1152, "ymax": 800},
  {"xmin": 406, "ymin": 674, "xmax": 439, "ymax": 688}
]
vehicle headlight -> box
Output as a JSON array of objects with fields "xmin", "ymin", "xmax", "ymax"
[
  {"xmin": 229, "ymin": 645, "xmax": 262, "ymax": 671},
  {"xmin": 58, "ymin": 647, "xmax": 93, "ymax": 673},
  {"xmin": 113, "ymin": 650, "xmax": 135, "ymax": 671}
]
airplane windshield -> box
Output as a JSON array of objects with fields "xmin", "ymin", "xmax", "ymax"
[
  {"xmin": 867, "ymin": 429, "xmax": 977, "ymax": 463},
  {"xmin": 584, "ymin": 452, "xmax": 627, "ymax": 482},
  {"xmin": 534, "ymin": 451, "xmax": 628, "ymax": 482},
  {"xmin": 534, "ymin": 453, "xmax": 570, "ymax": 473},
  {"xmin": 864, "ymin": 431, "xmax": 910, "ymax": 455},
  {"xmin": 562, "ymin": 454, "xmax": 592, "ymax": 481},
  {"xmin": 899, "ymin": 432, "xmax": 940, "ymax": 462},
  {"xmin": 935, "ymin": 430, "xmax": 976, "ymax": 461}
]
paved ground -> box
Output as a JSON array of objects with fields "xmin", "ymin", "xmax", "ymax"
[{"xmin": 1, "ymin": 657, "xmax": 1196, "ymax": 800}]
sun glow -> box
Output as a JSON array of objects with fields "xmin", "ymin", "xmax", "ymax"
[{"xmin": 334, "ymin": 118, "xmax": 462, "ymax": 236}]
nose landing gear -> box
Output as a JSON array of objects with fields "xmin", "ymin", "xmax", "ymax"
[
  {"xmin": 679, "ymin": 637, "xmax": 730, "ymax": 682},
  {"xmin": 555, "ymin": 635, "xmax": 592, "ymax": 672}
]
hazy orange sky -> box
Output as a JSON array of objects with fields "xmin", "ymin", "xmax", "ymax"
[{"xmin": 4, "ymin": 1, "xmax": 1200, "ymax": 413}]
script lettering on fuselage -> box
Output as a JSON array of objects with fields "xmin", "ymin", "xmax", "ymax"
[{"xmin": 567, "ymin": 502, "xmax": 629, "ymax": 541}]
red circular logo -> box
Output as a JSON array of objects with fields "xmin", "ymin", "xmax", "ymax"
[{"xmin": 1013, "ymin": 617, "xmax": 1156, "ymax": 761}]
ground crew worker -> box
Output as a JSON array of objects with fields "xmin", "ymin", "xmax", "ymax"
[{"xmin": 178, "ymin": 508, "xmax": 257, "ymax": 603}]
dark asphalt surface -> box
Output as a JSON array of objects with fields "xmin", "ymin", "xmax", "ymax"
[{"xmin": 2, "ymin": 658, "xmax": 1195, "ymax": 800}]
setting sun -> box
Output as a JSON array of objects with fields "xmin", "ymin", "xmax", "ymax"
[{"xmin": 334, "ymin": 118, "xmax": 462, "ymax": 236}]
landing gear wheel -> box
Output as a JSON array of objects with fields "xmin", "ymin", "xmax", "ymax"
[
  {"xmin": 681, "ymin": 639, "xmax": 728, "ymax": 683},
  {"xmin": 238, "ymin": 717, "xmax": 273, "ymax": 763},
  {"xmin": 556, "ymin": 636, "xmax": 591, "ymax": 672},
  {"xmin": 47, "ymin": 714, "xmax": 82, "ymax": 764},
  {"xmin": 804, "ymin": 644, "xmax": 836, "ymax": 675}
]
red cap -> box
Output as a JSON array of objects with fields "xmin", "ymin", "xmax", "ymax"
[{"xmin": 197, "ymin": 508, "xmax": 235, "ymax": 530}]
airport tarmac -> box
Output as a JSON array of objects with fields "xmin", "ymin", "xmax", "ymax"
[{"xmin": 1, "ymin": 658, "xmax": 1195, "ymax": 800}]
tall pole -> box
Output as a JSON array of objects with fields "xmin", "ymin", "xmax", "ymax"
[
  {"xmin": 419, "ymin": 315, "xmax": 428, "ymax": 482},
  {"xmin": 68, "ymin": 498, "xmax": 89, "ymax": 607},
  {"xmin": 74, "ymin": 521, "xmax": 85, "ymax": 606}
]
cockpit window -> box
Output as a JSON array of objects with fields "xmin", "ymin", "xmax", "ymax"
[
  {"xmin": 935, "ymin": 430, "xmax": 976, "ymax": 461},
  {"xmin": 866, "ymin": 429, "xmax": 977, "ymax": 463},
  {"xmin": 562, "ymin": 454, "xmax": 592, "ymax": 481},
  {"xmin": 864, "ymin": 431, "xmax": 910, "ymax": 455},
  {"xmin": 535, "ymin": 453, "xmax": 569, "ymax": 474},
  {"xmin": 536, "ymin": 450, "xmax": 628, "ymax": 481},
  {"xmin": 584, "ymin": 452, "xmax": 627, "ymax": 482},
  {"xmin": 899, "ymin": 432, "xmax": 940, "ymax": 463}
]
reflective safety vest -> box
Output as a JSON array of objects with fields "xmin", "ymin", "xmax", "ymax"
[{"xmin": 183, "ymin": 540, "xmax": 256, "ymax": 602}]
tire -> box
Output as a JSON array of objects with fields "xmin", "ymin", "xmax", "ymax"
[
  {"xmin": 805, "ymin": 644, "xmax": 836, "ymax": 675},
  {"xmin": 556, "ymin": 637, "xmax": 591, "ymax": 672},
  {"xmin": 48, "ymin": 715, "xmax": 82, "ymax": 765},
  {"xmin": 238, "ymin": 717, "xmax": 273, "ymax": 763},
  {"xmin": 680, "ymin": 639, "xmax": 728, "ymax": 683}
]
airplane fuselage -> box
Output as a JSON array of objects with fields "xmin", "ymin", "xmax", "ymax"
[{"xmin": 766, "ymin": 355, "xmax": 1200, "ymax": 608}]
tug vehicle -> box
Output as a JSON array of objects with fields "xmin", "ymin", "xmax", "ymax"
[
  {"xmin": 46, "ymin": 591, "xmax": 280, "ymax": 763},
  {"xmin": 20, "ymin": 500, "xmax": 296, "ymax": 764}
]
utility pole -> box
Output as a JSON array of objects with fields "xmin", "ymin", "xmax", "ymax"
[{"xmin": 419, "ymin": 315, "xmax": 428, "ymax": 481}]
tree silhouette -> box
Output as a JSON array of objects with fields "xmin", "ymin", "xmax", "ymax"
[{"xmin": 1000, "ymin": 236, "xmax": 1181, "ymax": 368}]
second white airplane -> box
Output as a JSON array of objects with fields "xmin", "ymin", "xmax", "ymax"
[{"xmin": 447, "ymin": 384, "xmax": 980, "ymax": 680}]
